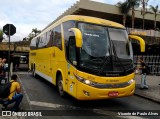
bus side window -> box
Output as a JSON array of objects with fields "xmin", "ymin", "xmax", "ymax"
[
  {"xmin": 54, "ymin": 25, "xmax": 62, "ymax": 50},
  {"xmin": 36, "ymin": 37, "xmax": 40, "ymax": 49},
  {"xmin": 68, "ymin": 36, "xmax": 76, "ymax": 65}
]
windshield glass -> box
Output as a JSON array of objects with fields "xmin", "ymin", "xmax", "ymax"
[
  {"xmin": 78, "ymin": 22, "xmax": 133, "ymax": 76},
  {"xmin": 108, "ymin": 28, "xmax": 133, "ymax": 60},
  {"xmin": 78, "ymin": 23, "xmax": 110, "ymax": 58}
]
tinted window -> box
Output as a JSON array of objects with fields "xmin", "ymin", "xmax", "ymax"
[
  {"xmin": 63, "ymin": 21, "xmax": 75, "ymax": 57},
  {"xmin": 53, "ymin": 25, "xmax": 62, "ymax": 50},
  {"xmin": 68, "ymin": 37, "xmax": 76, "ymax": 63},
  {"xmin": 63, "ymin": 21, "xmax": 75, "ymax": 47},
  {"xmin": 46, "ymin": 30, "xmax": 52, "ymax": 47},
  {"xmin": 38, "ymin": 34, "xmax": 46, "ymax": 48},
  {"xmin": 30, "ymin": 38, "xmax": 37, "ymax": 50}
]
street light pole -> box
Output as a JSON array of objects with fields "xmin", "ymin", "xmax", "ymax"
[
  {"xmin": 8, "ymin": 24, "xmax": 11, "ymax": 82},
  {"xmin": 3, "ymin": 24, "xmax": 16, "ymax": 82}
]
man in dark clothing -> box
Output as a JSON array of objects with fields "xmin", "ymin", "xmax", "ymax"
[{"xmin": 139, "ymin": 57, "xmax": 149, "ymax": 89}]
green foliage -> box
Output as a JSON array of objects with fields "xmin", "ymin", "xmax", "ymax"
[
  {"xmin": 32, "ymin": 28, "xmax": 41, "ymax": 37},
  {"xmin": 150, "ymin": 5, "xmax": 159, "ymax": 30},
  {"xmin": 150, "ymin": 5, "xmax": 159, "ymax": 16},
  {"xmin": 127, "ymin": 0, "xmax": 141, "ymax": 28},
  {"xmin": 117, "ymin": 1, "xmax": 130, "ymax": 14},
  {"xmin": 117, "ymin": 1, "xmax": 130, "ymax": 26},
  {"xmin": 27, "ymin": 28, "xmax": 41, "ymax": 41},
  {"xmin": 127, "ymin": 0, "xmax": 140, "ymax": 8}
]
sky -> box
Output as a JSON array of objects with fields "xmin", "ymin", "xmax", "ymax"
[{"xmin": 0, "ymin": 0, "xmax": 159, "ymax": 42}]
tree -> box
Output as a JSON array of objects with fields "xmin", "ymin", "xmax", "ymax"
[
  {"xmin": 0, "ymin": 29, "xmax": 3, "ymax": 42},
  {"xmin": 150, "ymin": 5, "xmax": 159, "ymax": 30},
  {"xmin": 32, "ymin": 28, "xmax": 41, "ymax": 37},
  {"xmin": 117, "ymin": 1, "xmax": 130, "ymax": 26},
  {"xmin": 28, "ymin": 33, "xmax": 34, "ymax": 41},
  {"xmin": 27, "ymin": 28, "xmax": 41, "ymax": 41},
  {"xmin": 141, "ymin": 0, "xmax": 149, "ymax": 30},
  {"xmin": 127, "ymin": 0, "xmax": 140, "ymax": 28}
]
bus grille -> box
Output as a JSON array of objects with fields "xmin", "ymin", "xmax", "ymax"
[{"xmin": 93, "ymin": 82, "xmax": 130, "ymax": 89}]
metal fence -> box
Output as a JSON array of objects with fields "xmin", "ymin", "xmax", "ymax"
[{"xmin": 134, "ymin": 55, "xmax": 160, "ymax": 75}]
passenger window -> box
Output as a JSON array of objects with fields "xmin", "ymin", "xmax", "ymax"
[{"xmin": 53, "ymin": 25, "xmax": 62, "ymax": 50}]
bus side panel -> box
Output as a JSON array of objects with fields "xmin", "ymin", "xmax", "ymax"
[
  {"xmin": 52, "ymin": 47, "xmax": 67, "ymax": 89},
  {"xmin": 29, "ymin": 50, "xmax": 37, "ymax": 70},
  {"xmin": 36, "ymin": 48, "xmax": 51, "ymax": 76}
]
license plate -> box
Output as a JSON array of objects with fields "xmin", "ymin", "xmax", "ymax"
[{"xmin": 108, "ymin": 92, "xmax": 118, "ymax": 97}]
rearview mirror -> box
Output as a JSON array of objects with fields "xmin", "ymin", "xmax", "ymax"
[
  {"xmin": 68, "ymin": 28, "xmax": 82, "ymax": 48},
  {"xmin": 129, "ymin": 35, "xmax": 145, "ymax": 52}
]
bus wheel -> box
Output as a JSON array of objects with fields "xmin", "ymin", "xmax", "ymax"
[
  {"xmin": 57, "ymin": 75, "xmax": 65, "ymax": 97},
  {"xmin": 32, "ymin": 66, "xmax": 36, "ymax": 77}
]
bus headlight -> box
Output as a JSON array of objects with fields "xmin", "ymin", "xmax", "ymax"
[
  {"xmin": 74, "ymin": 73, "xmax": 96, "ymax": 86},
  {"xmin": 128, "ymin": 79, "xmax": 134, "ymax": 84}
]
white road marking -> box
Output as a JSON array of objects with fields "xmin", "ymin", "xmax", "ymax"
[
  {"xmin": 30, "ymin": 101, "xmax": 79, "ymax": 109},
  {"xmin": 16, "ymin": 72, "xmax": 31, "ymax": 74},
  {"xmin": 117, "ymin": 116, "xmax": 145, "ymax": 119},
  {"xmin": 30, "ymin": 101, "xmax": 63, "ymax": 108}
]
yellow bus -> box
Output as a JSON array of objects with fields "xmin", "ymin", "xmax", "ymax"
[{"xmin": 29, "ymin": 15, "xmax": 145, "ymax": 100}]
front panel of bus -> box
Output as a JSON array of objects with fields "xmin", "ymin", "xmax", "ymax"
[{"xmin": 66, "ymin": 22, "xmax": 135, "ymax": 100}]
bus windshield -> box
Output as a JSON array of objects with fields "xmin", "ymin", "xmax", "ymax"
[
  {"xmin": 78, "ymin": 22, "xmax": 133, "ymax": 76},
  {"xmin": 108, "ymin": 28, "xmax": 133, "ymax": 60}
]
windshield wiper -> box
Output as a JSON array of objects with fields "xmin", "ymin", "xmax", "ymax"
[
  {"xmin": 98, "ymin": 55, "xmax": 111, "ymax": 75},
  {"xmin": 90, "ymin": 57, "xmax": 103, "ymax": 63},
  {"xmin": 98, "ymin": 40, "xmax": 127, "ymax": 75}
]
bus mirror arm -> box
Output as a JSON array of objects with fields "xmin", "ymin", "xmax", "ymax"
[
  {"xmin": 129, "ymin": 35, "xmax": 145, "ymax": 52},
  {"xmin": 68, "ymin": 28, "xmax": 83, "ymax": 48}
]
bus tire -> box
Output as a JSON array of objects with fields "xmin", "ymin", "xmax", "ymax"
[
  {"xmin": 32, "ymin": 65, "xmax": 37, "ymax": 78},
  {"xmin": 57, "ymin": 74, "xmax": 65, "ymax": 97}
]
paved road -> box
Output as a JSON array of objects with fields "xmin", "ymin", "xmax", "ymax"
[{"xmin": 17, "ymin": 72, "xmax": 160, "ymax": 119}]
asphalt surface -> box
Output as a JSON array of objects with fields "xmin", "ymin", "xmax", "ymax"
[{"xmin": 16, "ymin": 72, "xmax": 160, "ymax": 119}]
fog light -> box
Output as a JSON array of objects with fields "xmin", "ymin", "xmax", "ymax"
[{"xmin": 83, "ymin": 90, "xmax": 90, "ymax": 96}]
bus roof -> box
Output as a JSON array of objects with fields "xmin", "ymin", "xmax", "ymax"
[{"xmin": 34, "ymin": 15, "xmax": 125, "ymax": 39}]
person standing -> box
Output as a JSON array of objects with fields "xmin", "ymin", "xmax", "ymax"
[
  {"xmin": 1, "ymin": 58, "xmax": 7, "ymax": 78},
  {"xmin": 139, "ymin": 57, "xmax": 149, "ymax": 89}
]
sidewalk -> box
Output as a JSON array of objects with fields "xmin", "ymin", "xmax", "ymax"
[{"xmin": 134, "ymin": 75, "xmax": 160, "ymax": 104}]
